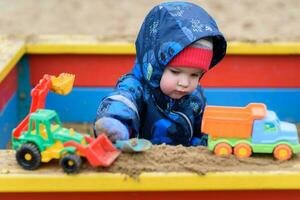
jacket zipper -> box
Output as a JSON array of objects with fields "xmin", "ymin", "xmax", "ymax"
[{"xmin": 171, "ymin": 110, "xmax": 193, "ymax": 140}]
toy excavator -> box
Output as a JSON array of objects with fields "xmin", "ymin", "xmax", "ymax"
[{"xmin": 12, "ymin": 73, "xmax": 122, "ymax": 173}]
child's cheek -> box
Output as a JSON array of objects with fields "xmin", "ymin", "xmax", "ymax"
[
  {"xmin": 160, "ymin": 80, "xmax": 170, "ymax": 94},
  {"xmin": 191, "ymin": 79, "xmax": 200, "ymax": 91},
  {"xmin": 160, "ymin": 76, "xmax": 175, "ymax": 96}
]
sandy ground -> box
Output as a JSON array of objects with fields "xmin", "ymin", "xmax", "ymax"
[
  {"xmin": 0, "ymin": 0, "xmax": 299, "ymax": 42},
  {"xmin": 51, "ymin": 123, "xmax": 300, "ymax": 178}
]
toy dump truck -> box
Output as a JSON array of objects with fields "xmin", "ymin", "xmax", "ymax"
[
  {"xmin": 12, "ymin": 73, "xmax": 120, "ymax": 173},
  {"xmin": 202, "ymin": 103, "xmax": 300, "ymax": 160}
]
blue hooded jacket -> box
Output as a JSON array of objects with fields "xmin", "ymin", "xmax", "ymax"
[{"xmin": 96, "ymin": 2, "xmax": 227, "ymax": 146}]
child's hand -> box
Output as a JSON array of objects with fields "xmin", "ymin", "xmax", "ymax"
[{"xmin": 95, "ymin": 117, "xmax": 129, "ymax": 142}]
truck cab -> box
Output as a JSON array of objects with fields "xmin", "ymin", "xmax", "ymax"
[{"xmin": 252, "ymin": 111, "xmax": 299, "ymax": 145}]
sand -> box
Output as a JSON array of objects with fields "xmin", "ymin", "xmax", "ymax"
[
  {"xmin": 97, "ymin": 144, "xmax": 300, "ymax": 179},
  {"xmin": 0, "ymin": 0, "xmax": 299, "ymax": 42}
]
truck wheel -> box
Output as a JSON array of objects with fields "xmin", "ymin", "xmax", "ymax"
[
  {"xmin": 234, "ymin": 143, "xmax": 252, "ymax": 158},
  {"xmin": 60, "ymin": 154, "xmax": 82, "ymax": 173},
  {"xmin": 214, "ymin": 143, "xmax": 232, "ymax": 157},
  {"xmin": 16, "ymin": 143, "xmax": 41, "ymax": 170},
  {"xmin": 273, "ymin": 144, "xmax": 292, "ymax": 161}
]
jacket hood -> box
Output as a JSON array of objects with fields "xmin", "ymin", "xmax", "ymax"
[{"xmin": 133, "ymin": 1, "xmax": 227, "ymax": 88}]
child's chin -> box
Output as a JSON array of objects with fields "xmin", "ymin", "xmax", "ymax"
[{"xmin": 169, "ymin": 94, "xmax": 185, "ymax": 99}]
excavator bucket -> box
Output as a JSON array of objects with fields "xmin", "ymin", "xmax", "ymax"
[
  {"xmin": 84, "ymin": 134, "xmax": 121, "ymax": 167},
  {"xmin": 64, "ymin": 134, "xmax": 121, "ymax": 167},
  {"xmin": 50, "ymin": 73, "xmax": 75, "ymax": 95}
]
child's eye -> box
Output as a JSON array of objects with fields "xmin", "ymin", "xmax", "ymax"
[
  {"xmin": 191, "ymin": 73, "xmax": 200, "ymax": 78},
  {"xmin": 170, "ymin": 69, "xmax": 179, "ymax": 74}
]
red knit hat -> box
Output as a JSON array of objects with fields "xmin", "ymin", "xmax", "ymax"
[{"xmin": 168, "ymin": 38, "xmax": 213, "ymax": 71}]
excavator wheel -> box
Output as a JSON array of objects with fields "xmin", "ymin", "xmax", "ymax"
[
  {"xmin": 234, "ymin": 143, "xmax": 252, "ymax": 158},
  {"xmin": 16, "ymin": 143, "xmax": 41, "ymax": 170},
  {"xmin": 60, "ymin": 154, "xmax": 82, "ymax": 173},
  {"xmin": 273, "ymin": 144, "xmax": 292, "ymax": 161},
  {"xmin": 214, "ymin": 142, "xmax": 232, "ymax": 157}
]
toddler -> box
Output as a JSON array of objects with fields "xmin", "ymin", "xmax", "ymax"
[{"xmin": 94, "ymin": 2, "xmax": 227, "ymax": 146}]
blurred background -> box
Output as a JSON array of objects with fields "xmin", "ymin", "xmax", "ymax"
[{"xmin": 0, "ymin": 0, "xmax": 299, "ymax": 42}]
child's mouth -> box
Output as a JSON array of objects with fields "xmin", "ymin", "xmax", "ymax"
[{"xmin": 174, "ymin": 91, "xmax": 187, "ymax": 96}]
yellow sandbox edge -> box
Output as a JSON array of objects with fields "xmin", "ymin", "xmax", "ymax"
[
  {"xmin": 26, "ymin": 41, "xmax": 300, "ymax": 55},
  {"xmin": 0, "ymin": 171, "xmax": 300, "ymax": 192},
  {"xmin": 0, "ymin": 39, "xmax": 25, "ymax": 83}
]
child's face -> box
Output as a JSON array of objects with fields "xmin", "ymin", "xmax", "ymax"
[{"xmin": 160, "ymin": 66, "xmax": 205, "ymax": 99}]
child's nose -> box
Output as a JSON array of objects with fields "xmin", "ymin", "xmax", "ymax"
[{"xmin": 177, "ymin": 77, "xmax": 189, "ymax": 87}]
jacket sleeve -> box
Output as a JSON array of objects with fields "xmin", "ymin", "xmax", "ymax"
[{"xmin": 95, "ymin": 73, "xmax": 144, "ymax": 137}]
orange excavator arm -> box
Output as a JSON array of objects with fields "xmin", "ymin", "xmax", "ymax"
[{"xmin": 13, "ymin": 73, "xmax": 75, "ymax": 138}]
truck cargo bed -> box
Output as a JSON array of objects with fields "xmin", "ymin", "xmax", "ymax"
[{"xmin": 202, "ymin": 103, "xmax": 266, "ymax": 139}]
